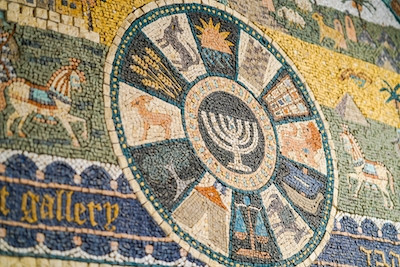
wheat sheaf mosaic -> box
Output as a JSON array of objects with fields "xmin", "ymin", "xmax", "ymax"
[{"xmin": 105, "ymin": 1, "xmax": 337, "ymax": 266}]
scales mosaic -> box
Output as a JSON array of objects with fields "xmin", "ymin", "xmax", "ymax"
[{"xmin": 105, "ymin": 1, "xmax": 338, "ymax": 266}]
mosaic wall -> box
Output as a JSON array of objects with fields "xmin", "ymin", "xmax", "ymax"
[{"xmin": 0, "ymin": 0, "xmax": 399, "ymax": 266}]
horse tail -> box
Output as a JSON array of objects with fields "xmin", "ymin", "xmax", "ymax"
[
  {"xmin": 0, "ymin": 81, "xmax": 8, "ymax": 111},
  {"xmin": 388, "ymin": 170, "xmax": 395, "ymax": 194}
]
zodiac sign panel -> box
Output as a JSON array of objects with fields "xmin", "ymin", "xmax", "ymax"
[{"xmin": 105, "ymin": 2, "xmax": 337, "ymax": 266}]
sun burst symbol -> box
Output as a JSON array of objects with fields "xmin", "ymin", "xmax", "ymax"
[{"xmin": 195, "ymin": 18, "xmax": 234, "ymax": 55}]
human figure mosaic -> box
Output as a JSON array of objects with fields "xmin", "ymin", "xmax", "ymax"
[{"xmin": 105, "ymin": 2, "xmax": 338, "ymax": 266}]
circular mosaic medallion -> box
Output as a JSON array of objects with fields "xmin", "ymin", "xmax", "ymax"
[
  {"xmin": 185, "ymin": 76, "xmax": 276, "ymax": 190},
  {"xmin": 105, "ymin": 1, "xmax": 337, "ymax": 266}
]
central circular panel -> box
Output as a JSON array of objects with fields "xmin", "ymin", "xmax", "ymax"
[
  {"xmin": 106, "ymin": 2, "xmax": 337, "ymax": 266},
  {"xmin": 184, "ymin": 76, "xmax": 276, "ymax": 190}
]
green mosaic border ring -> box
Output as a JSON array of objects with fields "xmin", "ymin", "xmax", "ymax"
[{"xmin": 103, "ymin": 1, "xmax": 338, "ymax": 266}]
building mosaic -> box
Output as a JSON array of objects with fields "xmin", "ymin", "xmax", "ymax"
[
  {"xmin": 0, "ymin": 0, "xmax": 398, "ymax": 266},
  {"xmin": 2, "ymin": 1, "xmax": 100, "ymax": 42}
]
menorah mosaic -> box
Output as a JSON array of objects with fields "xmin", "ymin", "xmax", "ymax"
[{"xmin": 105, "ymin": 3, "xmax": 337, "ymax": 266}]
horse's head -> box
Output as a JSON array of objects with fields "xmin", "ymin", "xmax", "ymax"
[
  {"xmin": 69, "ymin": 58, "xmax": 86, "ymax": 92},
  {"xmin": 45, "ymin": 58, "xmax": 86, "ymax": 103},
  {"xmin": 69, "ymin": 70, "xmax": 85, "ymax": 93},
  {"xmin": 340, "ymin": 125, "xmax": 352, "ymax": 153}
]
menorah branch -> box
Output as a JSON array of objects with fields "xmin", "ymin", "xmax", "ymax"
[{"xmin": 201, "ymin": 111, "xmax": 260, "ymax": 172}]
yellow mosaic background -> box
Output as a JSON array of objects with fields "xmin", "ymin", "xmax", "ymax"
[
  {"xmin": 89, "ymin": 0, "xmax": 400, "ymax": 128},
  {"xmin": 262, "ymin": 27, "xmax": 400, "ymax": 128}
]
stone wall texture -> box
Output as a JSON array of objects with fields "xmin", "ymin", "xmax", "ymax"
[{"xmin": 0, "ymin": 0, "xmax": 399, "ymax": 266}]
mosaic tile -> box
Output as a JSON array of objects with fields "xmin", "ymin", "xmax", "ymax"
[
  {"xmin": 105, "ymin": 2, "xmax": 337, "ymax": 266},
  {"xmin": 0, "ymin": 150, "xmax": 204, "ymax": 266},
  {"xmin": 0, "ymin": 23, "xmax": 116, "ymax": 164},
  {"xmin": 312, "ymin": 212, "xmax": 400, "ymax": 266}
]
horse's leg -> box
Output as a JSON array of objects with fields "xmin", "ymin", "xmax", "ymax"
[
  {"xmin": 58, "ymin": 116, "xmax": 80, "ymax": 147},
  {"xmin": 6, "ymin": 111, "xmax": 19, "ymax": 136},
  {"xmin": 347, "ymin": 174, "xmax": 352, "ymax": 190},
  {"xmin": 379, "ymin": 188, "xmax": 390, "ymax": 209},
  {"xmin": 389, "ymin": 196, "xmax": 394, "ymax": 209},
  {"xmin": 352, "ymin": 178, "xmax": 363, "ymax": 198},
  {"xmin": 17, "ymin": 114, "xmax": 28, "ymax": 138},
  {"xmin": 386, "ymin": 192, "xmax": 394, "ymax": 209},
  {"xmin": 379, "ymin": 182, "xmax": 393, "ymax": 209},
  {"xmin": 65, "ymin": 114, "xmax": 88, "ymax": 140}
]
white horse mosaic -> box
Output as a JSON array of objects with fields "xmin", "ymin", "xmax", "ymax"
[
  {"xmin": 340, "ymin": 125, "xmax": 395, "ymax": 209},
  {"xmin": 0, "ymin": 58, "xmax": 88, "ymax": 147}
]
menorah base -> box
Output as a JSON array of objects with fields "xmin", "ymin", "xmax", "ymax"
[
  {"xmin": 236, "ymin": 248, "xmax": 271, "ymax": 259},
  {"xmin": 228, "ymin": 162, "xmax": 252, "ymax": 172}
]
